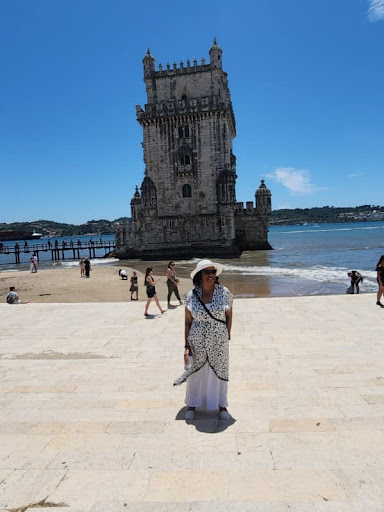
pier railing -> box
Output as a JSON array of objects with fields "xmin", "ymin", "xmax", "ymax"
[{"xmin": 0, "ymin": 240, "xmax": 116, "ymax": 264}]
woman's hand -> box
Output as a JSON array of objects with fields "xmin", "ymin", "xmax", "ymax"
[{"xmin": 184, "ymin": 348, "xmax": 190, "ymax": 366}]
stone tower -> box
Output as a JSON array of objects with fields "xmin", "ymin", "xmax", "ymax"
[{"xmin": 115, "ymin": 41, "xmax": 272, "ymax": 260}]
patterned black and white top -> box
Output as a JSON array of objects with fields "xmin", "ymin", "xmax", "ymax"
[{"xmin": 173, "ymin": 284, "xmax": 233, "ymax": 386}]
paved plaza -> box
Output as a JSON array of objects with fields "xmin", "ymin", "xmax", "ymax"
[{"xmin": 1, "ymin": 294, "xmax": 384, "ymax": 511}]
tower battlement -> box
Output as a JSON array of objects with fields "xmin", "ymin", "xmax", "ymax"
[{"xmin": 154, "ymin": 58, "xmax": 212, "ymax": 76}]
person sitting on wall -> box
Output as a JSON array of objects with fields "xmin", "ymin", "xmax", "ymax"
[{"xmin": 6, "ymin": 286, "xmax": 28, "ymax": 304}]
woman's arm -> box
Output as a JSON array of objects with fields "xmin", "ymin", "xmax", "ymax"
[
  {"xmin": 184, "ymin": 308, "xmax": 193, "ymax": 365},
  {"xmin": 225, "ymin": 308, "xmax": 232, "ymax": 340}
]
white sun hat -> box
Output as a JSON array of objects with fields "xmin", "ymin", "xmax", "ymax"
[{"xmin": 190, "ymin": 259, "xmax": 223, "ymax": 279}]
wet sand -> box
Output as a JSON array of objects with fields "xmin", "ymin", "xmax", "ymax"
[{"xmin": 0, "ymin": 259, "xmax": 331, "ymax": 304}]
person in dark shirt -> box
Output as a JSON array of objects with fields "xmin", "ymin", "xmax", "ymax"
[
  {"xmin": 376, "ymin": 255, "xmax": 384, "ymax": 307},
  {"xmin": 347, "ymin": 270, "xmax": 363, "ymax": 294}
]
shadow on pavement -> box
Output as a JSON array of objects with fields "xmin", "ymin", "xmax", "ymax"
[{"xmin": 175, "ymin": 406, "xmax": 236, "ymax": 433}]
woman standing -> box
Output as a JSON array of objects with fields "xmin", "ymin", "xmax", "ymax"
[
  {"xmin": 130, "ymin": 271, "xmax": 139, "ymax": 300},
  {"xmin": 144, "ymin": 267, "xmax": 166, "ymax": 316},
  {"xmin": 84, "ymin": 258, "xmax": 91, "ymax": 278},
  {"xmin": 174, "ymin": 259, "xmax": 233, "ymax": 421},
  {"xmin": 166, "ymin": 261, "xmax": 182, "ymax": 307},
  {"xmin": 79, "ymin": 259, "xmax": 85, "ymax": 278},
  {"xmin": 376, "ymin": 255, "xmax": 384, "ymax": 307}
]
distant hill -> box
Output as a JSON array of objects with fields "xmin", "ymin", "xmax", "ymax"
[
  {"xmin": 0, "ymin": 218, "xmax": 129, "ymax": 237},
  {"xmin": 270, "ymin": 205, "xmax": 384, "ymax": 225},
  {"xmin": 2, "ymin": 206, "xmax": 384, "ymax": 234}
]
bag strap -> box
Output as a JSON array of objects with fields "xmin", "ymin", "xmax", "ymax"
[{"xmin": 192, "ymin": 289, "xmax": 227, "ymax": 325}]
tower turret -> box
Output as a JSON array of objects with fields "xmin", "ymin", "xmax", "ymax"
[
  {"xmin": 255, "ymin": 179, "xmax": 272, "ymax": 213},
  {"xmin": 130, "ymin": 185, "xmax": 141, "ymax": 220},
  {"xmin": 209, "ymin": 38, "xmax": 223, "ymax": 69},
  {"xmin": 143, "ymin": 48, "xmax": 155, "ymax": 78}
]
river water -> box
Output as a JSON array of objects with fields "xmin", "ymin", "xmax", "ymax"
[{"xmin": 1, "ymin": 222, "xmax": 383, "ymax": 297}]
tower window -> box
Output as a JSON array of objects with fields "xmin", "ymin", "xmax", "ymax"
[
  {"xmin": 178, "ymin": 125, "xmax": 190, "ymax": 138},
  {"xmin": 180, "ymin": 154, "xmax": 191, "ymax": 166},
  {"xmin": 182, "ymin": 184, "xmax": 192, "ymax": 198}
]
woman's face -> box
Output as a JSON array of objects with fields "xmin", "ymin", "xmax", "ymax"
[{"xmin": 202, "ymin": 266, "xmax": 217, "ymax": 285}]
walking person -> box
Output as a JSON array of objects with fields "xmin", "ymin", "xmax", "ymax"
[
  {"xmin": 84, "ymin": 257, "xmax": 91, "ymax": 278},
  {"xmin": 29, "ymin": 256, "xmax": 35, "ymax": 273},
  {"xmin": 32, "ymin": 254, "xmax": 38, "ymax": 273},
  {"xmin": 130, "ymin": 271, "xmax": 139, "ymax": 300},
  {"xmin": 376, "ymin": 255, "xmax": 384, "ymax": 307},
  {"xmin": 173, "ymin": 259, "xmax": 233, "ymax": 421},
  {"xmin": 347, "ymin": 270, "xmax": 363, "ymax": 294},
  {"xmin": 144, "ymin": 267, "xmax": 166, "ymax": 316},
  {"xmin": 166, "ymin": 261, "xmax": 182, "ymax": 307},
  {"xmin": 79, "ymin": 258, "xmax": 85, "ymax": 278}
]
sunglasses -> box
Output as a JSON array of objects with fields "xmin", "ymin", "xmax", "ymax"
[{"xmin": 203, "ymin": 268, "xmax": 217, "ymax": 275}]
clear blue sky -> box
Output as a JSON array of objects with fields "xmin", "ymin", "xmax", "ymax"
[{"xmin": 1, "ymin": 0, "xmax": 383, "ymax": 224}]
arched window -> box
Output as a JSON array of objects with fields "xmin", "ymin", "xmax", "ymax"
[
  {"xmin": 178, "ymin": 126, "xmax": 184, "ymax": 138},
  {"xmin": 184, "ymin": 125, "xmax": 190, "ymax": 137},
  {"xmin": 180, "ymin": 155, "xmax": 185, "ymax": 165},
  {"xmin": 185, "ymin": 155, "xmax": 190, "ymax": 165},
  {"xmin": 182, "ymin": 184, "xmax": 192, "ymax": 198}
]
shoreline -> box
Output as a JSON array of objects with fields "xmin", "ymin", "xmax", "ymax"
[{"xmin": 0, "ymin": 261, "xmax": 361, "ymax": 304}]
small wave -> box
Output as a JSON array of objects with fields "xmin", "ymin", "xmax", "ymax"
[
  {"xmin": 277, "ymin": 224, "xmax": 384, "ymax": 235},
  {"xmin": 60, "ymin": 257, "xmax": 119, "ymax": 269},
  {"xmin": 222, "ymin": 263, "xmax": 378, "ymax": 291}
]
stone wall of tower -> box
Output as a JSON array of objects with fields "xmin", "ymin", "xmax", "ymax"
[{"xmin": 140, "ymin": 114, "xmax": 233, "ymax": 218}]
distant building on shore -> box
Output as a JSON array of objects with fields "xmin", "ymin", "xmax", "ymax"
[{"xmin": 115, "ymin": 40, "xmax": 272, "ymax": 260}]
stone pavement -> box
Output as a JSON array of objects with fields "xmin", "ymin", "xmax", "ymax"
[{"xmin": 0, "ymin": 294, "xmax": 384, "ymax": 511}]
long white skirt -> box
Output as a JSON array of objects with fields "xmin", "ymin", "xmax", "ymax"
[{"xmin": 185, "ymin": 362, "xmax": 228, "ymax": 410}]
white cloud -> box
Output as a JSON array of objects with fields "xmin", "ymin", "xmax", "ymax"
[
  {"xmin": 267, "ymin": 167, "xmax": 317, "ymax": 195},
  {"xmin": 367, "ymin": 0, "xmax": 384, "ymax": 21},
  {"xmin": 348, "ymin": 172, "xmax": 365, "ymax": 178}
]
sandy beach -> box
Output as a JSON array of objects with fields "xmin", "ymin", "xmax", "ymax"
[
  {"xmin": 0, "ymin": 264, "xmax": 193, "ymax": 304},
  {"xmin": 0, "ymin": 260, "xmax": 299, "ymax": 304}
]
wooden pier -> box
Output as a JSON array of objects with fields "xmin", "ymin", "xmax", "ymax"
[{"xmin": 0, "ymin": 240, "xmax": 116, "ymax": 264}]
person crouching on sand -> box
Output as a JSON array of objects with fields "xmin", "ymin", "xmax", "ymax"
[
  {"xmin": 144, "ymin": 267, "xmax": 166, "ymax": 316},
  {"xmin": 119, "ymin": 269, "xmax": 128, "ymax": 280},
  {"xmin": 347, "ymin": 270, "xmax": 363, "ymax": 294}
]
